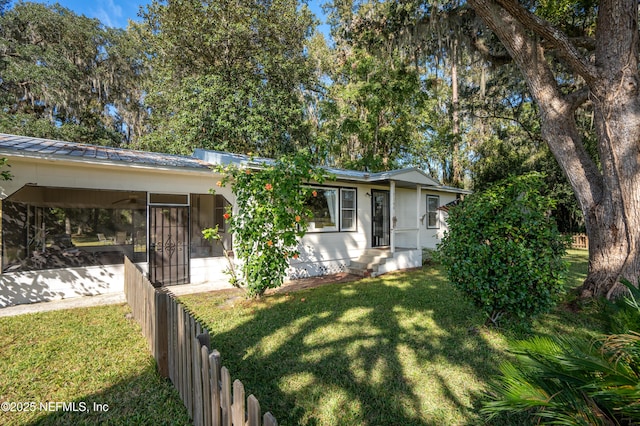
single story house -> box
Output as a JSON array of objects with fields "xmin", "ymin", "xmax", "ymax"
[{"xmin": 0, "ymin": 133, "xmax": 469, "ymax": 307}]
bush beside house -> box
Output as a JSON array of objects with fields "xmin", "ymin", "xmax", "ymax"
[
  {"xmin": 437, "ymin": 172, "xmax": 568, "ymax": 326},
  {"xmin": 205, "ymin": 152, "xmax": 326, "ymax": 298}
]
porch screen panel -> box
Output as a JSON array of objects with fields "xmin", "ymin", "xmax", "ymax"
[
  {"xmin": 190, "ymin": 193, "xmax": 231, "ymax": 258},
  {"xmin": 2, "ymin": 186, "xmax": 146, "ymax": 273}
]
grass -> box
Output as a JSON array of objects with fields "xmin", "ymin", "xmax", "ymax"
[
  {"xmin": 0, "ymin": 249, "xmax": 601, "ymax": 425},
  {"xmin": 0, "ymin": 304, "xmax": 189, "ymax": 425},
  {"xmin": 179, "ymin": 249, "xmax": 604, "ymax": 425}
]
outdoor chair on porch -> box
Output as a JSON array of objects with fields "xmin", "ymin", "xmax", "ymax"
[{"xmin": 97, "ymin": 233, "xmax": 114, "ymax": 245}]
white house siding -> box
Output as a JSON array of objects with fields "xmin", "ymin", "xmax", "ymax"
[
  {"xmin": 0, "ymin": 156, "xmax": 233, "ymax": 201},
  {"xmin": 0, "ymin": 264, "xmax": 126, "ymax": 307},
  {"xmin": 289, "ymin": 182, "xmax": 370, "ymax": 279},
  {"xmin": 0, "ymin": 157, "xmax": 230, "ymax": 307},
  {"xmin": 419, "ymin": 191, "xmax": 458, "ymax": 249}
]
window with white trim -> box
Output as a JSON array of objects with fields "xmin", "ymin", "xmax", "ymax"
[
  {"xmin": 426, "ymin": 195, "xmax": 440, "ymax": 228},
  {"xmin": 305, "ymin": 186, "xmax": 357, "ymax": 232},
  {"xmin": 340, "ymin": 188, "xmax": 357, "ymax": 231},
  {"xmin": 306, "ymin": 187, "xmax": 338, "ymax": 232}
]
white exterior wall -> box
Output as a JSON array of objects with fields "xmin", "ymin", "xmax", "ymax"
[
  {"xmin": 289, "ymin": 182, "xmax": 371, "ymax": 279},
  {"xmin": 0, "ymin": 264, "xmax": 125, "ymax": 307},
  {"xmin": 378, "ymin": 249, "xmax": 422, "ymax": 274},
  {"xmin": 394, "ymin": 188, "xmax": 421, "ymax": 249},
  {"xmin": 0, "ymin": 157, "xmax": 231, "ymax": 307},
  {"xmin": 385, "ymin": 186, "xmax": 459, "ymax": 250},
  {"xmin": 419, "ymin": 190, "xmax": 458, "ymax": 249},
  {"xmin": 0, "ymin": 156, "xmax": 233, "ymax": 201}
]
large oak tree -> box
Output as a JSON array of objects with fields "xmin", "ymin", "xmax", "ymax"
[
  {"xmin": 466, "ymin": 0, "xmax": 639, "ymax": 298},
  {"xmin": 0, "ymin": 2, "xmax": 144, "ymax": 146},
  {"xmin": 137, "ymin": 0, "xmax": 316, "ymax": 156}
]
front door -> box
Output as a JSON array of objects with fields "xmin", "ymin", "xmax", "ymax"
[
  {"xmin": 149, "ymin": 206, "xmax": 190, "ymax": 286},
  {"xmin": 371, "ymin": 190, "xmax": 390, "ymax": 247}
]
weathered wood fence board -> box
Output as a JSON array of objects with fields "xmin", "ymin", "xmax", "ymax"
[
  {"xmin": 569, "ymin": 233, "xmax": 588, "ymax": 249},
  {"xmin": 124, "ymin": 258, "xmax": 277, "ymax": 426}
]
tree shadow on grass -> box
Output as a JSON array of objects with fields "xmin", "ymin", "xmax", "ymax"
[
  {"xmin": 184, "ymin": 268, "xmax": 514, "ymax": 425},
  {"xmin": 21, "ymin": 365, "xmax": 190, "ymax": 426},
  {"xmin": 0, "ymin": 304, "xmax": 189, "ymax": 426}
]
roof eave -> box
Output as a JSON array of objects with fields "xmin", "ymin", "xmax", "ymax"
[{"xmin": 0, "ymin": 149, "xmax": 215, "ymax": 175}]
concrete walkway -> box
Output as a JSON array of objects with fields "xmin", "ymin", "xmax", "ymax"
[{"xmin": 0, "ymin": 280, "xmax": 235, "ymax": 318}]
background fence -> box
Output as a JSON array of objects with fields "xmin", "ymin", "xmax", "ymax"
[
  {"xmin": 124, "ymin": 257, "xmax": 277, "ymax": 426},
  {"xmin": 569, "ymin": 233, "xmax": 589, "ymax": 250}
]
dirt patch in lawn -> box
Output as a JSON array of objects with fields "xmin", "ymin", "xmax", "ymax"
[
  {"xmin": 273, "ymin": 272, "xmax": 363, "ymax": 293},
  {"xmin": 210, "ymin": 273, "xmax": 363, "ymax": 309}
]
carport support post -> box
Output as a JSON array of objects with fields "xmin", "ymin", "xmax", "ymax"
[{"xmin": 390, "ymin": 180, "xmax": 396, "ymax": 254}]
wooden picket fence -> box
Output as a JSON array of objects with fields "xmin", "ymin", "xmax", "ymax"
[
  {"xmin": 569, "ymin": 233, "xmax": 589, "ymax": 250},
  {"xmin": 124, "ymin": 257, "xmax": 277, "ymax": 426}
]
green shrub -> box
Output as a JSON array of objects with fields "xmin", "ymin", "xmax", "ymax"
[
  {"xmin": 482, "ymin": 279, "xmax": 640, "ymax": 425},
  {"xmin": 605, "ymin": 278, "xmax": 640, "ymax": 334},
  {"xmin": 436, "ymin": 172, "xmax": 568, "ymax": 326},
  {"xmin": 204, "ymin": 152, "xmax": 326, "ymax": 298}
]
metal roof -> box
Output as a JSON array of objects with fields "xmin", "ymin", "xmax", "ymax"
[
  {"xmin": 193, "ymin": 149, "xmax": 446, "ymax": 188},
  {"xmin": 0, "ymin": 133, "xmax": 211, "ymax": 170},
  {"xmin": 0, "ymin": 134, "xmax": 469, "ymax": 193}
]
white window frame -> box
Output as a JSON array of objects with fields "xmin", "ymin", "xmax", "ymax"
[
  {"xmin": 426, "ymin": 195, "xmax": 440, "ymax": 229},
  {"xmin": 305, "ymin": 186, "xmax": 357, "ymax": 233},
  {"xmin": 340, "ymin": 188, "xmax": 357, "ymax": 232},
  {"xmin": 306, "ymin": 186, "xmax": 339, "ymax": 232}
]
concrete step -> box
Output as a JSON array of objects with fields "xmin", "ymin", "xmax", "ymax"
[
  {"xmin": 361, "ymin": 249, "xmax": 393, "ymax": 258},
  {"xmin": 354, "ymin": 250, "xmax": 392, "ymax": 265},
  {"xmin": 349, "ymin": 261, "xmax": 380, "ymax": 272},
  {"xmin": 347, "ymin": 267, "xmax": 379, "ymax": 278},
  {"xmin": 348, "ymin": 249, "xmax": 392, "ymax": 278}
]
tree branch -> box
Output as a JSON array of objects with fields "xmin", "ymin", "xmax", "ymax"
[
  {"xmin": 471, "ymin": 35, "xmax": 512, "ymax": 66},
  {"xmin": 472, "ymin": 111, "xmax": 543, "ymax": 144},
  {"xmin": 468, "ymin": 0, "xmax": 603, "ymax": 209},
  {"xmin": 564, "ymin": 87, "xmax": 590, "ymax": 113},
  {"xmin": 493, "ymin": 0, "xmax": 598, "ymax": 86}
]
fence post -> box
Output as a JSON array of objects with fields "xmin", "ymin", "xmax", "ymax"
[
  {"xmin": 210, "ymin": 350, "xmax": 221, "ymax": 426},
  {"xmin": 232, "ymin": 380, "xmax": 245, "ymax": 426},
  {"xmin": 168, "ymin": 297, "xmax": 176, "ymax": 383},
  {"xmin": 264, "ymin": 412, "xmax": 278, "ymax": 426},
  {"xmin": 201, "ymin": 344, "xmax": 212, "ymax": 426},
  {"xmin": 186, "ymin": 314, "xmax": 194, "ymax": 419},
  {"xmin": 193, "ymin": 328, "xmax": 204, "ymax": 426},
  {"xmin": 155, "ymin": 290, "xmax": 169, "ymax": 378},
  {"xmin": 247, "ymin": 395, "xmax": 260, "ymax": 426},
  {"xmin": 221, "ymin": 367, "xmax": 232, "ymax": 426},
  {"xmin": 177, "ymin": 304, "xmax": 185, "ymax": 401}
]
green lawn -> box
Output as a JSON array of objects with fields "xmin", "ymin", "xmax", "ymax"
[
  {"xmin": 180, "ymin": 249, "xmax": 604, "ymax": 426},
  {"xmin": 0, "ymin": 250, "xmax": 601, "ymax": 426},
  {"xmin": 0, "ymin": 304, "xmax": 189, "ymax": 426}
]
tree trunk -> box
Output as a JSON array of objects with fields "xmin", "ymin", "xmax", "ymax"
[
  {"xmin": 468, "ymin": 0, "xmax": 640, "ymax": 298},
  {"xmin": 451, "ymin": 40, "xmax": 463, "ymax": 188},
  {"xmin": 585, "ymin": 0, "xmax": 640, "ymax": 297}
]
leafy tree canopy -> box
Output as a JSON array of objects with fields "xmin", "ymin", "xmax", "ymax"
[
  {"xmin": 136, "ymin": 0, "xmax": 317, "ymax": 157},
  {"xmin": 0, "ymin": 1, "xmax": 144, "ymax": 145}
]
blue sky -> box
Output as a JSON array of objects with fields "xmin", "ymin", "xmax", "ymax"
[
  {"xmin": 28, "ymin": 0, "xmax": 143, "ymax": 28},
  {"xmin": 27, "ymin": 0, "xmax": 329, "ymax": 33}
]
